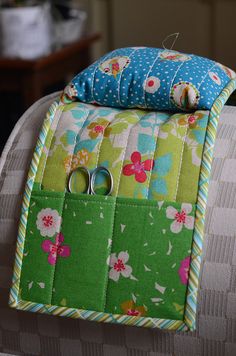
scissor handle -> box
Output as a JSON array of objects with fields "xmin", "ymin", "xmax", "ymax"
[
  {"xmin": 67, "ymin": 166, "xmax": 90, "ymax": 194},
  {"xmin": 67, "ymin": 166, "xmax": 113, "ymax": 196},
  {"xmin": 90, "ymin": 166, "xmax": 113, "ymax": 196}
]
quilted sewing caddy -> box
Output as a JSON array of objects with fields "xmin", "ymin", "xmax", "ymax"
[{"xmin": 9, "ymin": 47, "xmax": 236, "ymax": 331}]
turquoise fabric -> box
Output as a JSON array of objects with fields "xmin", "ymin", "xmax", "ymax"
[{"xmin": 62, "ymin": 47, "xmax": 235, "ymax": 112}]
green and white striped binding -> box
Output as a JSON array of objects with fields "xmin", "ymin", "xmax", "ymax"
[{"xmin": 9, "ymin": 80, "xmax": 236, "ymax": 331}]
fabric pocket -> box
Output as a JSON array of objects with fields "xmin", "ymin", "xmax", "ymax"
[
  {"xmin": 19, "ymin": 190, "xmax": 116, "ymax": 311},
  {"xmin": 19, "ymin": 189, "xmax": 195, "ymax": 321},
  {"xmin": 105, "ymin": 199, "xmax": 195, "ymax": 321}
]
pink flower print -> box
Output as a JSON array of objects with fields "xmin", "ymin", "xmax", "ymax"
[
  {"xmin": 42, "ymin": 233, "xmax": 71, "ymax": 265},
  {"xmin": 36, "ymin": 208, "xmax": 61, "ymax": 237},
  {"xmin": 178, "ymin": 256, "xmax": 191, "ymax": 285},
  {"xmin": 123, "ymin": 151, "xmax": 154, "ymax": 183},
  {"xmin": 108, "ymin": 251, "xmax": 132, "ymax": 282},
  {"xmin": 166, "ymin": 203, "xmax": 194, "ymax": 234}
]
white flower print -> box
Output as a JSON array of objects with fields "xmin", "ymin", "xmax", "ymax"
[
  {"xmin": 143, "ymin": 76, "xmax": 160, "ymax": 94},
  {"xmin": 108, "ymin": 251, "xmax": 132, "ymax": 282},
  {"xmin": 36, "ymin": 208, "xmax": 61, "ymax": 237},
  {"xmin": 209, "ymin": 72, "xmax": 221, "ymax": 85},
  {"xmin": 166, "ymin": 203, "xmax": 194, "ymax": 234}
]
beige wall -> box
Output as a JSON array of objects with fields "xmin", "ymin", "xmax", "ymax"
[{"xmin": 75, "ymin": 0, "xmax": 236, "ymax": 69}]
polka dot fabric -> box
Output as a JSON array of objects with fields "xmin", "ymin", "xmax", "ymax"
[{"xmin": 62, "ymin": 47, "xmax": 236, "ymax": 112}]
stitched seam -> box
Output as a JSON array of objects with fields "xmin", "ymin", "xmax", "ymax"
[
  {"xmin": 198, "ymin": 63, "xmax": 217, "ymax": 94},
  {"xmin": 39, "ymin": 108, "xmax": 64, "ymax": 186},
  {"xmin": 30, "ymin": 195, "xmax": 194, "ymax": 210},
  {"xmin": 117, "ymin": 48, "xmax": 139, "ymax": 107},
  {"xmin": 147, "ymin": 124, "xmax": 160, "ymax": 199},
  {"xmin": 173, "ymin": 125, "xmax": 189, "ymax": 202},
  {"xmin": 168, "ymin": 59, "xmax": 188, "ymax": 108},
  {"xmin": 143, "ymin": 49, "xmax": 162, "ymax": 108},
  {"xmin": 116, "ymin": 110, "xmax": 141, "ymax": 196},
  {"xmin": 102, "ymin": 197, "xmax": 117, "ymax": 312},
  {"xmin": 91, "ymin": 49, "xmax": 117, "ymax": 103},
  {"xmin": 49, "ymin": 108, "xmax": 91, "ymax": 305}
]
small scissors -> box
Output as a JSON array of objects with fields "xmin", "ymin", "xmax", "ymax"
[{"xmin": 67, "ymin": 166, "xmax": 113, "ymax": 196}]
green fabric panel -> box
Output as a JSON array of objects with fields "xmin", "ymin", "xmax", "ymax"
[
  {"xmin": 176, "ymin": 111, "xmax": 209, "ymax": 202},
  {"xmin": 148, "ymin": 117, "xmax": 187, "ymax": 202},
  {"xmin": 105, "ymin": 198, "xmax": 195, "ymax": 320},
  {"xmin": 19, "ymin": 190, "xmax": 195, "ymax": 320},
  {"xmin": 117, "ymin": 112, "xmax": 163, "ymax": 199},
  {"xmin": 36, "ymin": 103, "xmax": 209, "ymax": 205},
  {"xmin": 51, "ymin": 193, "xmax": 116, "ymax": 311},
  {"xmin": 35, "ymin": 106, "xmax": 64, "ymax": 186},
  {"xmin": 19, "ymin": 191, "xmax": 64, "ymax": 304},
  {"xmin": 41, "ymin": 104, "xmax": 90, "ymax": 192},
  {"xmin": 97, "ymin": 111, "xmax": 141, "ymax": 196}
]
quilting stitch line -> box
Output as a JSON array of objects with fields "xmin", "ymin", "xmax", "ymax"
[
  {"xmin": 49, "ymin": 106, "xmax": 91, "ymax": 305},
  {"xmin": 91, "ymin": 49, "xmax": 117, "ymax": 104},
  {"xmin": 146, "ymin": 121, "xmax": 161, "ymax": 200},
  {"xmin": 102, "ymin": 198, "xmax": 117, "ymax": 312},
  {"xmin": 168, "ymin": 59, "xmax": 188, "ymax": 109},
  {"xmin": 94, "ymin": 115, "xmax": 115, "ymax": 171},
  {"xmin": 116, "ymin": 110, "xmax": 141, "ymax": 197},
  {"xmin": 117, "ymin": 48, "xmax": 139, "ymax": 107},
  {"xmin": 143, "ymin": 49, "xmax": 162, "ymax": 109},
  {"xmin": 38, "ymin": 104, "xmax": 63, "ymax": 187},
  {"xmin": 173, "ymin": 124, "xmax": 189, "ymax": 202}
]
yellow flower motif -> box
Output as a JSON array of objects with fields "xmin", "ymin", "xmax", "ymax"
[
  {"xmin": 121, "ymin": 300, "xmax": 146, "ymax": 317},
  {"xmin": 177, "ymin": 112, "xmax": 205, "ymax": 129},
  {"xmin": 64, "ymin": 149, "xmax": 91, "ymax": 173},
  {"xmin": 87, "ymin": 118, "xmax": 112, "ymax": 139}
]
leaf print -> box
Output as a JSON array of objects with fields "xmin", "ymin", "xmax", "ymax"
[
  {"xmin": 115, "ymin": 111, "xmax": 140, "ymax": 123},
  {"xmin": 151, "ymin": 297, "xmax": 163, "ymax": 306},
  {"xmin": 150, "ymin": 178, "xmax": 167, "ymax": 195},
  {"xmin": 144, "ymin": 264, "xmax": 151, "ymax": 272},
  {"xmin": 75, "ymin": 139, "xmax": 99, "ymax": 154},
  {"xmin": 155, "ymin": 282, "xmax": 166, "ymax": 294},
  {"xmin": 120, "ymin": 224, "xmax": 126, "ymax": 233},
  {"xmin": 38, "ymin": 282, "xmax": 45, "ymax": 289},
  {"xmin": 166, "ymin": 241, "xmax": 173, "ymax": 255},
  {"xmin": 138, "ymin": 134, "xmax": 156, "ymax": 154},
  {"xmin": 60, "ymin": 298, "xmax": 67, "ymax": 306},
  {"xmin": 153, "ymin": 153, "xmax": 172, "ymax": 176},
  {"xmin": 107, "ymin": 121, "xmax": 129, "ymax": 135}
]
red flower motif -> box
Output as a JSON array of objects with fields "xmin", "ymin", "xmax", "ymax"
[{"xmin": 122, "ymin": 151, "xmax": 154, "ymax": 183}]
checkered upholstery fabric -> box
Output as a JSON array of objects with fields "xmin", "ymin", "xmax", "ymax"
[{"xmin": 0, "ymin": 93, "xmax": 236, "ymax": 356}]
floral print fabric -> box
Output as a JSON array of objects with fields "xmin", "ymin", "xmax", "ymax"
[
  {"xmin": 19, "ymin": 193, "xmax": 195, "ymax": 320},
  {"xmin": 38, "ymin": 102, "xmax": 208, "ymax": 204}
]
